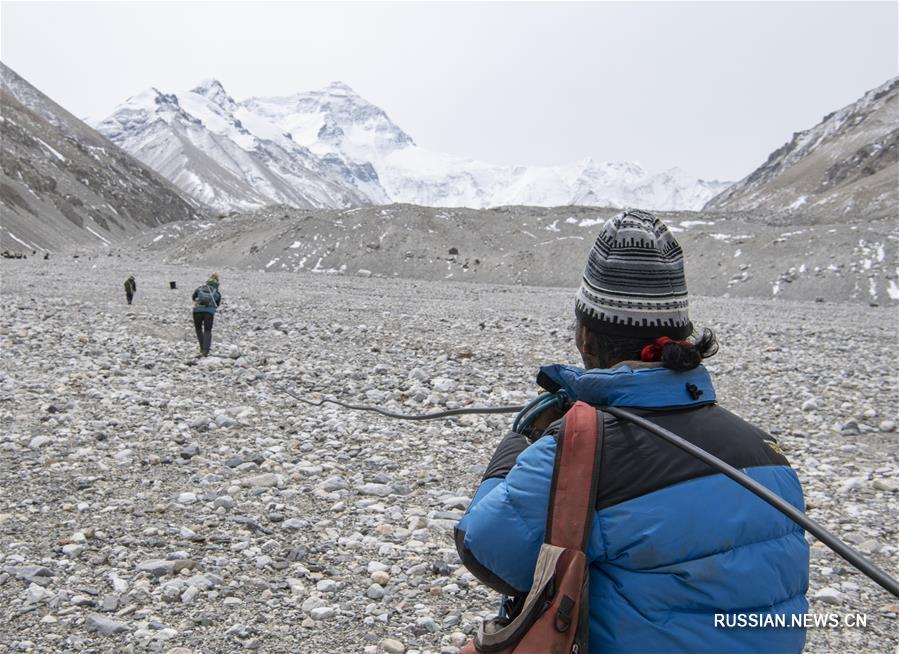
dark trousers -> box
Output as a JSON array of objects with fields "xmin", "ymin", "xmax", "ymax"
[
  {"xmin": 126, "ymin": 291, "xmax": 134, "ymax": 305},
  {"xmin": 193, "ymin": 312, "xmax": 214, "ymax": 355}
]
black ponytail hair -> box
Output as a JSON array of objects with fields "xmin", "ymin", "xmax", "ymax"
[
  {"xmin": 660, "ymin": 340, "xmax": 702, "ymax": 372},
  {"xmin": 578, "ymin": 322, "xmax": 718, "ymax": 371}
]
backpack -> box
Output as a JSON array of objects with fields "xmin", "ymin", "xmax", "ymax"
[
  {"xmin": 194, "ymin": 285, "xmax": 218, "ymax": 308},
  {"xmin": 462, "ymin": 401, "xmax": 602, "ymax": 654}
]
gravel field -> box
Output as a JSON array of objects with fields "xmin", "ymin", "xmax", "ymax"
[{"xmin": 1, "ymin": 255, "xmax": 897, "ymax": 654}]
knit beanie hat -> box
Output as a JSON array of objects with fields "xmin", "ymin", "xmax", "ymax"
[{"xmin": 575, "ymin": 209, "xmax": 692, "ymax": 339}]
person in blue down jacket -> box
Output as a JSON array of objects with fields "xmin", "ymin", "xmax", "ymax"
[{"xmin": 455, "ymin": 210, "xmax": 809, "ymax": 654}]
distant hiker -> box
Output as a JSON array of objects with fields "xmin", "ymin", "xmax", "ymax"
[
  {"xmin": 43, "ymin": 252, "xmax": 49, "ymax": 260},
  {"xmin": 192, "ymin": 273, "xmax": 222, "ymax": 356},
  {"xmin": 124, "ymin": 275, "xmax": 137, "ymax": 305},
  {"xmin": 455, "ymin": 210, "xmax": 809, "ymax": 654}
]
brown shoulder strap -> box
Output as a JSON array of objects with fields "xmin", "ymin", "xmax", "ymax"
[{"xmin": 545, "ymin": 401, "xmax": 602, "ymax": 551}]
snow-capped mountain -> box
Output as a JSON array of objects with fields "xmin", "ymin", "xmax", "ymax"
[
  {"xmin": 97, "ymin": 79, "xmax": 729, "ymax": 212},
  {"xmin": 95, "ymin": 80, "xmax": 383, "ymax": 212},
  {"xmin": 706, "ymin": 77, "xmax": 898, "ymax": 221},
  {"xmin": 243, "ymin": 82, "xmax": 731, "ymax": 210},
  {"xmin": 0, "ymin": 63, "xmax": 199, "ymax": 251}
]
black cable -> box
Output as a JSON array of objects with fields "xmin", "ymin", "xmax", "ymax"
[
  {"xmin": 604, "ymin": 406, "xmax": 899, "ymax": 598},
  {"xmin": 265, "ymin": 378, "xmax": 524, "ymax": 420}
]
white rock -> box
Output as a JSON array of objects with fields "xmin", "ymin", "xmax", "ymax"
[
  {"xmin": 431, "ymin": 377, "xmax": 456, "ymax": 392},
  {"xmin": 302, "ymin": 596, "xmax": 326, "ymax": 612},
  {"xmin": 25, "ymin": 583, "xmax": 53, "ymax": 604},
  {"xmin": 358, "ymin": 483, "xmax": 392, "ymax": 497},
  {"xmin": 286, "ymin": 578, "xmax": 306, "ymax": 595},
  {"xmin": 215, "ymin": 414, "xmax": 236, "ymax": 428},
  {"xmin": 85, "ymin": 613, "xmax": 130, "ymax": 635},
  {"xmin": 310, "ymin": 606, "xmax": 336, "ymax": 620},
  {"xmin": 316, "ymin": 579, "xmax": 338, "ymax": 593},
  {"xmin": 154, "ymin": 627, "xmax": 178, "ymax": 641},
  {"xmin": 442, "ymin": 496, "xmax": 471, "ymax": 510},
  {"xmin": 857, "ymin": 538, "xmax": 881, "ymax": 554},
  {"xmin": 872, "ymin": 478, "xmax": 899, "ymax": 492},
  {"xmin": 380, "ymin": 638, "xmax": 406, "ymax": 654},
  {"xmin": 408, "ymin": 368, "xmax": 428, "ymax": 382},
  {"xmin": 319, "ymin": 476, "xmax": 348, "ymax": 492},
  {"xmin": 838, "ymin": 477, "xmax": 866, "ymax": 494},
  {"xmin": 110, "ymin": 575, "xmax": 129, "ymax": 593},
  {"xmin": 814, "ymin": 587, "xmax": 846, "ymax": 605},
  {"xmin": 61, "ymin": 543, "xmax": 84, "ymax": 558},
  {"xmin": 113, "ymin": 449, "xmax": 133, "ymax": 463},
  {"xmin": 181, "ymin": 584, "xmax": 200, "ymax": 604},
  {"xmin": 243, "ymin": 473, "xmax": 280, "ymax": 488}
]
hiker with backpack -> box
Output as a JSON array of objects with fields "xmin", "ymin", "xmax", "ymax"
[
  {"xmin": 455, "ymin": 210, "xmax": 809, "ymax": 654},
  {"xmin": 192, "ymin": 273, "xmax": 222, "ymax": 356},
  {"xmin": 124, "ymin": 275, "xmax": 136, "ymax": 305}
]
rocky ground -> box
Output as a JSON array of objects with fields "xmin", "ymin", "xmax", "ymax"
[{"xmin": 1, "ymin": 254, "xmax": 897, "ymax": 654}]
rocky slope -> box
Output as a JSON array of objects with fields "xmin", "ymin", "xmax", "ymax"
[
  {"xmin": 0, "ymin": 256, "xmax": 896, "ymax": 653},
  {"xmin": 97, "ymin": 80, "xmax": 729, "ymax": 212},
  {"xmin": 135, "ymin": 205, "xmax": 898, "ymax": 305},
  {"xmin": 705, "ymin": 77, "xmax": 899, "ymax": 222},
  {"xmin": 0, "ymin": 63, "xmax": 201, "ymax": 252}
]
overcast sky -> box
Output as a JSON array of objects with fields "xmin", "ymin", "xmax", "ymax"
[{"xmin": 2, "ymin": 1, "xmax": 896, "ymax": 180}]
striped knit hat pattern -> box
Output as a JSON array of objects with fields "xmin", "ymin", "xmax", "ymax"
[{"xmin": 575, "ymin": 209, "xmax": 692, "ymax": 339}]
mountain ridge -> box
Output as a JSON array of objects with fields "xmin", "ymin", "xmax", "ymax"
[
  {"xmin": 95, "ymin": 83, "xmax": 377, "ymax": 212},
  {"xmin": 0, "ymin": 62, "xmax": 201, "ymax": 251},
  {"xmin": 705, "ymin": 77, "xmax": 898, "ymax": 222},
  {"xmin": 96, "ymin": 79, "xmax": 730, "ymax": 212}
]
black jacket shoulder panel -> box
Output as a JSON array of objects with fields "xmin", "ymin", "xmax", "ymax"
[
  {"xmin": 482, "ymin": 431, "xmax": 531, "ymax": 481},
  {"xmin": 595, "ymin": 404, "xmax": 789, "ymax": 510}
]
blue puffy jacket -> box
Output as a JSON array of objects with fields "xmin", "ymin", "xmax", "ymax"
[{"xmin": 456, "ymin": 364, "xmax": 809, "ymax": 654}]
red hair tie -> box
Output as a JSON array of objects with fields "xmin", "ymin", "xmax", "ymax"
[{"xmin": 641, "ymin": 337, "xmax": 674, "ymax": 362}]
